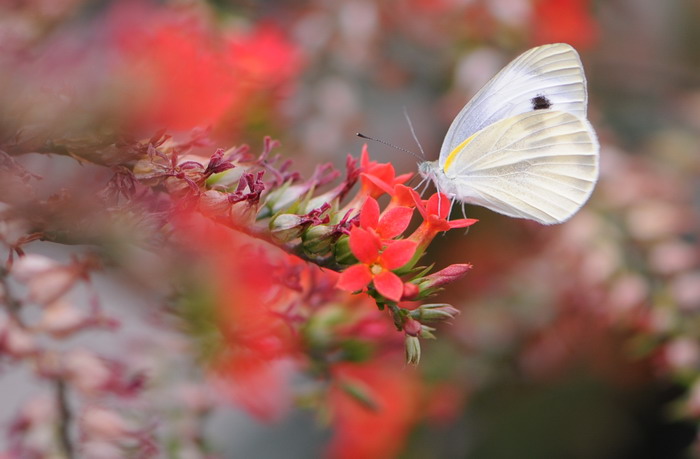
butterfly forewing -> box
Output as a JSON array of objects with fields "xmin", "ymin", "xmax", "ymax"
[
  {"xmin": 444, "ymin": 110, "xmax": 599, "ymax": 225},
  {"xmin": 439, "ymin": 43, "xmax": 588, "ymax": 168}
]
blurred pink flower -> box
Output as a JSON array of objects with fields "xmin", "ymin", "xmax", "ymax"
[
  {"xmin": 12, "ymin": 254, "xmax": 82, "ymax": 305},
  {"xmin": 664, "ymin": 338, "xmax": 700, "ymax": 372},
  {"xmin": 671, "ymin": 272, "xmax": 700, "ymax": 311}
]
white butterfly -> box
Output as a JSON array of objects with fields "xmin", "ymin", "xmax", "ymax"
[{"xmin": 419, "ymin": 43, "xmax": 599, "ymax": 225}]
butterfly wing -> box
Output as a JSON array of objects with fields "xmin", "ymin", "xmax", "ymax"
[
  {"xmin": 439, "ymin": 43, "xmax": 588, "ymax": 169},
  {"xmin": 444, "ymin": 110, "xmax": 599, "ymax": 225}
]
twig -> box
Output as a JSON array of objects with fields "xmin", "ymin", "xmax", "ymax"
[{"xmin": 55, "ymin": 378, "xmax": 75, "ymax": 459}]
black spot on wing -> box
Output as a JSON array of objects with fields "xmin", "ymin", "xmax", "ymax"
[{"xmin": 531, "ymin": 95, "xmax": 551, "ymax": 110}]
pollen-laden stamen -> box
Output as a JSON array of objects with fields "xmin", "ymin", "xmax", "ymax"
[{"xmin": 370, "ymin": 264, "xmax": 383, "ymax": 276}]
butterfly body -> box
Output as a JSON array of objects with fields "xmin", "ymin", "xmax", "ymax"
[{"xmin": 420, "ymin": 43, "xmax": 599, "ymax": 225}]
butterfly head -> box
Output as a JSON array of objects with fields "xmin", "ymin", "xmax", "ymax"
[
  {"xmin": 418, "ymin": 160, "xmax": 438, "ymax": 181},
  {"xmin": 418, "ymin": 160, "xmax": 458, "ymax": 198}
]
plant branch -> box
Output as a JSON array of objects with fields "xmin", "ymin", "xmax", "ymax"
[{"xmin": 55, "ymin": 378, "xmax": 75, "ymax": 459}]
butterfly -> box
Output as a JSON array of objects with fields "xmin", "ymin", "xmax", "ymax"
[{"xmin": 418, "ymin": 43, "xmax": 599, "ymax": 225}]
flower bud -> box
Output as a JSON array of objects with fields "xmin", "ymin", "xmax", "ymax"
[
  {"xmin": 164, "ymin": 175, "xmax": 199, "ymax": 196},
  {"xmin": 269, "ymin": 214, "xmax": 305, "ymax": 242},
  {"xmin": 230, "ymin": 200, "xmax": 257, "ymax": 225},
  {"xmin": 302, "ymin": 224, "xmax": 334, "ymax": 256},
  {"xmin": 132, "ymin": 159, "xmax": 165, "ymax": 186},
  {"xmin": 265, "ymin": 183, "xmax": 308, "ymax": 214},
  {"xmin": 414, "ymin": 263, "xmax": 472, "ymax": 296},
  {"xmin": 82, "ymin": 407, "xmax": 129, "ymax": 440},
  {"xmin": 410, "ymin": 303, "xmax": 460, "ymax": 322},
  {"xmin": 63, "ymin": 349, "xmax": 111, "ymax": 395},
  {"xmin": 403, "ymin": 318, "xmax": 422, "ymax": 337},
  {"xmin": 12, "ymin": 255, "xmax": 78, "ymax": 305},
  {"xmin": 402, "ymin": 283, "xmax": 420, "ymax": 300},
  {"xmin": 333, "ymin": 235, "xmax": 357, "ymax": 266},
  {"xmin": 419, "ymin": 324, "xmax": 437, "ymax": 340},
  {"xmin": 199, "ymin": 190, "xmax": 231, "ymax": 216},
  {"xmin": 405, "ymin": 336, "xmax": 421, "ymax": 365},
  {"xmin": 11, "ymin": 254, "xmax": 58, "ymax": 281},
  {"xmin": 1, "ymin": 317, "xmax": 36, "ymax": 357},
  {"xmin": 38, "ymin": 300, "xmax": 86, "ymax": 337}
]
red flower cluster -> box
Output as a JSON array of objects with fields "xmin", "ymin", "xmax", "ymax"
[
  {"xmin": 176, "ymin": 211, "xmax": 299, "ymax": 420},
  {"xmin": 336, "ymin": 164, "xmax": 477, "ymax": 306},
  {"xmin": 358, "ymin": 146, "xmax": 413, "ymax": 199},
  {"xmin": 108, "ymin": 3, "xmax": 302, "ymax": 134},
  {"xmin": 337, "ymin": 197, "xmax": 416, "ymax": 302},
  {"xmin": 174, "ymin": 209, "xmax": 429, "ymax": 456}
]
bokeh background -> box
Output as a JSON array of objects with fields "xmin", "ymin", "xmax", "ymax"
[{"xmin": 1, "ymin": 0, "xmax": 700, "ymax": 458}]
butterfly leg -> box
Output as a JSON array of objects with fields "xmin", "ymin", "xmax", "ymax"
[
  {"xmin": 460, "ymin": 203, "xmax": 472, "ymax": 235},
  {"xmin": 416, "ymin": 177, "xmax": 431, "ymax": 197},
  {"xmin": 448, "ymin": 197, "xmax": 456, "ymax": 217}
]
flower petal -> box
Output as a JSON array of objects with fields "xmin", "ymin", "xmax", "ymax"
[
  {"xmin": 349, "ymin": 226, "xmax": 381, "ymax": 264},
  {"xmin": 402, "ymin": 282, "xmax": 420, "ymax": 300},
  {"xmin": 377, "ymin": 206, "xmax": 414, "ymax": 239},
  {"xmin": 410, "ymin": 191, "xmax": 428, "ymax": 220},
  {"xmin": 360, "ymin": 173, "xmax": 395, "ymax": 197},
  {"xmin": 428, "ymin": 216, "xmax": 452, "ymax": 232},
  {"xmin": 373, "ymin": 270, "xmax": 404, "ymax": 302},
  {"xmin": 360, "ymin": 197, "xmax": 380, "ymax": 230},
  {"xmin": 380, "ymin": 239, "xmax": 418, "ymax": 270},
  {"xmin": 391, "ymin": 184, "xmax": 419, "ymax": 208},
  {"xmin": 393, "ymin": 172, "xmax": 413, "ymax": 186},
  {"xmin": 360, "ymin": 144, "xmax": 371, "ymax": 169},
  {"xmin": 448, "ymin": 218, "xmax": 479, "ymax": 229},
  {"xmin": 427, "ymin": 193, "xmax": 451, "ymax": 218},
  {"xmin": 337, "ymin": 264, "xmax": 373, "ymax": 293},
  {"xmin": 360, "ymin": 165, "xmax": 396, "ymax": 198}
]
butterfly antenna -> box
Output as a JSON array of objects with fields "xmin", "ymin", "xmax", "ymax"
[
  {"xmin": 403, "ymin": 107, "xmax": 426, "ymax": 160},
  {"xmin": 356, "ymin": 133, "xmax": 423, "ymax": 162},
  {"xmin": 461, "ymin": 202, "xmax": 471, "ymax": 235}
]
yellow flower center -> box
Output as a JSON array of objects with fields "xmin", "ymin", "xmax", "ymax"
[{"xmin": 370, "ymin": 264, "xmax": 383, "ymax": 276}]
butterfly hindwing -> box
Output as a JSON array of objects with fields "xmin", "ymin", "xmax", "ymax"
[
  {"xmin": 439, "ymin": 43, "xmax": 588, "ymax": 169},
  {"xmin": 444, "ymin": 110, "xmax": 599, "ymax": 225}
]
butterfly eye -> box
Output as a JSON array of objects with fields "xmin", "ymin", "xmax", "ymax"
[{"xmin": 531, "ymin": 95, "xmax": 551, "ymax": 110}]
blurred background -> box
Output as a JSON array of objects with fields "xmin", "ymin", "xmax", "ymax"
[{"xmin": 1, "ymin": 0, "xmax": 700, "ymax": 458}]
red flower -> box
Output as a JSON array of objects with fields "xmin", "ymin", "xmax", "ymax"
[
  {"xmin": 410, "ymin": 192, "xmax": 478, "ymax": 251},
  {"xmin": 359, "ymin": 145, "xmax": 413, "ymax": 199},
  {"xmin": 531, "ymin": 0, "xmax": 599, "ymax": 50},
  {"xmin": 174, "ymin": 211, "xmax": 300, "ymax": 421},
  {"xmin": 110, "ymin": 5, "xmax": 236, "ymax": 131},
  {"xmin": 326, "ymin": 362, "xmax": 421, "ymax": 459},
  {"xmin": 109, "ymin": 4, "xmax": 301, "ymax": 134},
  {"xmin": 336, "ymin": 226, "xmax": 417, "ymax": 302},
  {"xmin": 389, "ymin": 184, "xmax": 419, "ymax": 209},
  {"xmin": 212, "ymin": 354, "xmax": 293, "ymax": 422},
  {"xmin": 358, "ymin": 197, "xmax": 414, "ymax": 241}
]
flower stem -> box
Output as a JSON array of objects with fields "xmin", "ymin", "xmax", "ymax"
[{"xmin": 55, "ymin": 378, "xmax": 75, "ymax": 459}]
